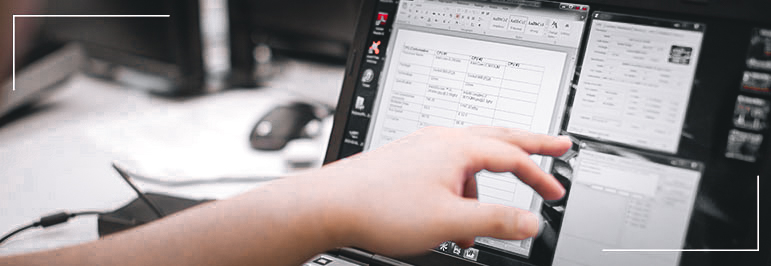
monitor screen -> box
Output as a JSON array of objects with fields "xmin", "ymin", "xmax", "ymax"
[{"xmin": 357, "ymin": 0, "xmax": 590, "ymax": 257}]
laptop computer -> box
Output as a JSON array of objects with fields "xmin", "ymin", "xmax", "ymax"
[{"xmin": 323, "ymin": 0, "xmax": 768, "ymax": 265}]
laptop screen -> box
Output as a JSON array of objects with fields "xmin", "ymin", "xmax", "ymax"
[
  {"xmin": 327, "ymin": 0, "xmax": 766, "ymax": 265},
  {"xmin": 349, "ymin": 0, "xmax": 590, "ymax": 258}
]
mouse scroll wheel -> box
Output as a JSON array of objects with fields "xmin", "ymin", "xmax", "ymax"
[{"xmin": 255, "ymin": 121, "xmax": 273, "ymax": 137}]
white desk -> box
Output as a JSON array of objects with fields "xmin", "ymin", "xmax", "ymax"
[{"xmin": 0, "ymin": 60, "xmax": 344, "ymax": 255}]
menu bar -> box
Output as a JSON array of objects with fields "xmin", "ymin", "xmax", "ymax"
[{"xmin": 396, "ymin": 0, "xmax": 588, "ymax": 48}]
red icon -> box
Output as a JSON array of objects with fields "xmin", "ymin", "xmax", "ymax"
[
  {"xmin": 369, "ymin": 41, "xmax": 381, "ymax": 55},
  {"xmin": 376, "ymin": 12, "xmax": 389, "ymax": 26}
]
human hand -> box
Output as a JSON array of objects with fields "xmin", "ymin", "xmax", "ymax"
[
  {"xmin": 0, "ymin": 126, "xmax": 572, "ymax": 266},
  {"xmin": 315, "ymin": 126, "xmax": 572, "ymax": 256}
]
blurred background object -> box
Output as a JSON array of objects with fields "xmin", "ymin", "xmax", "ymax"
[
  {"xmin": 1, "ymin": 0, "xmax": 351, "ymax": 168},
  {"xmin": 227, "ymin": 0, "xmax": 361, "ymax": 89},
  {"xmin": 37, "ymin": 0, "xmax": 206, "ymax": 96},
  {"xmin": 2, "ymin": 0, "xmax": 360, "ymax": 113},
  {"xmin": 0, "ymin": 0, "xmax": 86, "ymax": 124}
]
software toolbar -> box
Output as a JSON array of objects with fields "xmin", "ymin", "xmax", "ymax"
[{"xmin": 397, "ymin": 0, "xmax": 587, "ymax": 47}]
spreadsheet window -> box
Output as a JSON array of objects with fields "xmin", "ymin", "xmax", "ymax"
[{"xmin": 363, "ymin": 0, "xmax": 588, "ymax": 257}]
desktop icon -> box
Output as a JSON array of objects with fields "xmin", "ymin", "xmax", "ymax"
[
  {"xmin": 369, "ymin": 41, "xmax": 381, "ymax": 55},
  {"xmin": 376, "ymin": 12, "xmax": 389, "ymax": 26},
  {"xmin": 348, "ymin": 130, "xmax": 360, "ymax": 140},
  {"xmin": 452, "ymin": 245, "xmax": 462, "ymax": 255},
  {"xmin": 438, "ymin": 241, "xmax": 450, "ymax": 252},
  {"xmin": 355, "ymin": 96, "xmax": 366, "ymax": 111},
  {"xmin": 463, "ymin": 247, "xmax": 479, "ymax": 261},
  {"xmin": 312, "ymin": 257, "xmax": 333, "ymax": 265},
  {"xmin": 362, "ymin": 69, "xmax": 375, "ymax": 83}
]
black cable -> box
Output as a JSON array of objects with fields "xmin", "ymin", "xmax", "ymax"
[
  {"xmin": 2, "ymin": 164, "xmax": 280, "ymax": 246},
  {"xmin": 0, "ymin": 211, "xmax": 104, "ymax": 246},
  {"xmin": 0, "ymin": 224, "xmax": 37, "ymax": 246},
  {"xmin": 69, "ymin": 211, "xmax": 104, "ymax": 217}
]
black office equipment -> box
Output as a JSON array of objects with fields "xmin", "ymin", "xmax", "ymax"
[
  {"xmin": 324, "ymin": 0, "xmax": 770, "ymax": 265},
  {"xmin": 0, "ymin": 163, "xmax": 211, "ymax": 244},
  {"xmin": 98, "ymin": 163, "xmax": 211, "ymax": 236},
  {"xmin": 97, "ymin": 193, "xmax": 210, "ymax": 236},
  {"xmin": 36, "ymin": 0, "xmax": 205, "ymax": 96}
]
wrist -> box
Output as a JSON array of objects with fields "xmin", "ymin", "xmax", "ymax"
[{"xmin": 307, "ymin": 168, "xmax": 363, "ymax": 250}]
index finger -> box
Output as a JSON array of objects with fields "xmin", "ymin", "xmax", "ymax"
[
  {"xmin": 463, "ymin": 138, "xmax": 566, "ymax": 200},
  {"xmin": 465, "ymin": 126, "xmax": 572, "ymax": 157}
]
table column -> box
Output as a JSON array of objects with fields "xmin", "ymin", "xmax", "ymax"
[
  {"xmin": 421, "ymin": 50, "xmax": 468, "ymax": 128},
  {"xmin": 494, "ymin": 62, "xmax": 543, "ymax": 130},
  {"xmin": 457, "ymin": 55, "xmax": 506, "ymax": 127},
  {"xmin": 381, "ymin": 45, "xmax": 433, "ymax": 141}
]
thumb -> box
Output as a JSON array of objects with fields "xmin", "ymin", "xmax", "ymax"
[{"xmin": 448, "ymin": 198, "xmax": 539, "ymax": 241}]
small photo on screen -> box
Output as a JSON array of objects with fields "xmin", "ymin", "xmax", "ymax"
[
  {"xmin": 747, "ymin": 28, "xmax": 771, "ymax": 71},
  {"xmin": 669, "ymin": 45, "xmax": 694, "ymax": 65},
  {"xmin": 725, "ymin": 129, "xmax": 764, "ymax": 162},
  {"xmin": 733, "ymin": 95, "xmax": 769, "ymax": 132},
  {"xmin": 741, "ymin": 71, "xmax": 771, "ymax": 95}
]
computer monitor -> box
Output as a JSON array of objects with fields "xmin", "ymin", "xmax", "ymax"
[
  {"xmin": 227, "ymin": 0, "xmax": 361, "ymax": 88},
  {"xmin": 326, "ymin": 0, "xmax": 769, "ymax": 265},
  {"xmin": 37, "ymin": 0, "xmax": 205, "ymax": 96}
]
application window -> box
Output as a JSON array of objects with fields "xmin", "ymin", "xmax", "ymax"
[
  {"xmin": 553, "ymin": 142, "xmax": 703, "ymax": 266},
  {"xmin": 568, "ymin": 12, "xmax": 705, "ymax": 153}
]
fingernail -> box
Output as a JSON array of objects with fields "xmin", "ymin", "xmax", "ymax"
[
  {"xmin": 519, "ymin": 212, "xmax": 539, "ymax": 236},
  {"xmin": 557, "ymin": 135, "xmax": 572, "ymax": 143}
]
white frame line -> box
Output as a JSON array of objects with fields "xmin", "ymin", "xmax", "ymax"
[
  {"xmin": 8, "ymin": 12, "xmax": 764, "ymax": 255},
  {"xmin": 603, "ymin": 175, "xmax": 760, "ymax": 252},
  {"xmin": 12, "ymin": 14, "xmax": 171, "ymax": 91}
]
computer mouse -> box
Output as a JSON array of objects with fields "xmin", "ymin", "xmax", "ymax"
[{"xmin": 250, "ymin": 102, "xmax": 321, "ymax": 151}]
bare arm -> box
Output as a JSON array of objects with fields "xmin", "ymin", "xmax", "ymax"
[{"xmin": 2, "ymin": 126, "xmax": 571, "ymax": 266}]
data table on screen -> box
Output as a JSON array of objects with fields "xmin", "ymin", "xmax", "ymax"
[{"xmin": 367, "ymin": 28, "xmax": 569, "ymax": 256}]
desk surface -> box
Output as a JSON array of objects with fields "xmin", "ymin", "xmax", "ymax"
[{"xmin": 0, "ymin": 60, "xmax": 344, "ymax": 255}]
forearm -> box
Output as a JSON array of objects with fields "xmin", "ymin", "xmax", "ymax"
[
  {"xmin": 3, "ymin": 174, "xmax": 351, "ymax": 266},
  {"xmin": 2, "ymin": 126, "xmax": 568, "ymax": 265}
]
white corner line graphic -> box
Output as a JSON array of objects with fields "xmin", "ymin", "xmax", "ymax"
[
  {"xmin": 602, "ymin": 175, "xmax": 760, "ymax": 252},
  {"xmin": 12, "ymin": 14, "xmax": 171, "ymax": 91}
]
